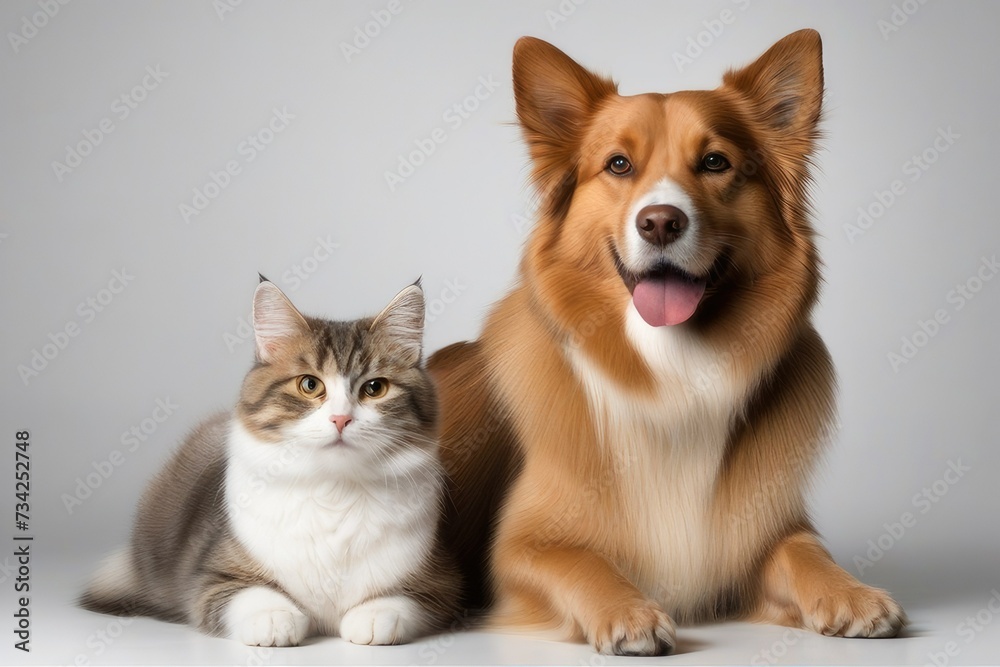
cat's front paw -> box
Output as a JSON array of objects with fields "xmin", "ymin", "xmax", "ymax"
[
  {"xmin": 227, "ymin": 587, "xmax": 310, "ymax": 647},
  {"xmin": 237, "ymin": 608, "xmax": 310, "ymax": 647},
  {"xmin": 340, "ymin": 596, "xmax": 422, "ymax": 645}
]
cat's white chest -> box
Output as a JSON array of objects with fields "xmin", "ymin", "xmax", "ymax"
[{"xmin": 224, "ymin": 421, "xmax": 438, "ymax": 634}]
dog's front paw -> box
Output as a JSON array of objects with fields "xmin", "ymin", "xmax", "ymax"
[
  {"xmin": 587, "ymin": 599, "xmax": 676, "ymax": 656},
  {"xmin": 340, "ymin": 596, "xmax": 421, "ymax": 645},
  {"xmin": 803, "ymin": 584, "xmax": 906, "ymax": 638}
]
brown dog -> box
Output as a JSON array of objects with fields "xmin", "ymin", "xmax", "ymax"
[{"xmin": 429, "ymin": 30, "xmax": 905, "ymax": 656}]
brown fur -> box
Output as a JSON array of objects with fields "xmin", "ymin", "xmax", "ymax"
[{"xmin": 429, "ymin": 31, "xmax": 904, "ymax": 655}]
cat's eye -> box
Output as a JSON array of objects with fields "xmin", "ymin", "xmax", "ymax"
[
  {"xmin": 361, "ymin": 378, "xmax": 389, "ymax": 399},
  {"xmin": 701, "ymin": 153, "xmax": 731, "ymax": 172},
  {"xmin": 606, "ymin": 154, "xmax": 633, "ymax": 176},
  {"xmin": 297, "ymin": 375, "xmax": 325, "ymax": 398}
]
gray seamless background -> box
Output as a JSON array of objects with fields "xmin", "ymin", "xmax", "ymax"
[{"xmin": 1, "ymin": 1, "xmax": 998, "ymax": 665}]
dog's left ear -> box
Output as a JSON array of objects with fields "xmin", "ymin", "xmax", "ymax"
[
  {"xmin": 722, "ymin": 29, "xmax": 823, "ymax": 137},
  {"xmin": 513, "ymin": 37, "xmax": 617, "ymax": 219}
]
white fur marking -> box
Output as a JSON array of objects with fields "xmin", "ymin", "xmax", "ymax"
[
  {"xmin": 225, "ymin": 586, "xmax": 309, "ymax": 647},
  {"xmin": 225, "ymin": 419, "xmax": 440, "ymax": 635},
  {"xmin": 340, "ymin": 595, "xmax": 422, "ymax": 645},
  {"xmin": 564, "ymin": 306, "xmax": 753, "ymax": 615},
  {"xmin": 623, "ymin": 176, "xmax": 706, "ymax": 275},
  {"xmin": 85, "ymin": 548, "xmax": 137, "ymax": 601}
]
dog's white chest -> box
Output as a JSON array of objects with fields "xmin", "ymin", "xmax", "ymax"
[{"xmin": 566, "ymin": 307, "xmax": 750, "ymax": 614}]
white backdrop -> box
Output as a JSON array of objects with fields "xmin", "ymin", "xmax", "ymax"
[{"xmin": 1, "ymin": 1, "xmax": 998, "ymax": 665}]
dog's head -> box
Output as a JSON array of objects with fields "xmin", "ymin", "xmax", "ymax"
[{"xmin": 514, "ymin": 31, "xmax": 823, "ymax": 340}]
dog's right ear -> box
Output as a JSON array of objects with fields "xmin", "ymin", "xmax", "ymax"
[{"xmin": 513, "ymin": 37, "xmax": 617, "ymax": 219}]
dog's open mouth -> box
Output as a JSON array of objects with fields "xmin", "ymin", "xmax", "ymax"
[{"xmin": 612, "ymin": 247, "xmax": 709, "ymax": 327}]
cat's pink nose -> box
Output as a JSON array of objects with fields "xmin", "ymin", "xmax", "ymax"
[{"xmin": 330, "ymin": 415, "xmax": 353, "ymax": 433}]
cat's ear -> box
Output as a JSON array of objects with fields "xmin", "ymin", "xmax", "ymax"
[
  {"xmin": 370, "ymin": 280, "xmax": 425, "ymax": 365},
  {"xmin": 252, "ymin": 281, "xmax": 310, "ymax": 363}
]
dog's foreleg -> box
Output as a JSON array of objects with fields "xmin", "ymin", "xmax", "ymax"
[
  {"xmin": 752, "ymin": 530, "xmax": 906, "ymax": 637},
  {"xmin": 492, "ymin": 541, "xmax": 676, "ymax": 656}
]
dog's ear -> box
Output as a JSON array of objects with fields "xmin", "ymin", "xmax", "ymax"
[
  {"xmin": 722, "ymin": 30, "xmax": 823, "ymax": 228},
  {"xmin": 513, "ymin": 37, "xmax": 617, "ymax": 219},
  {"xmin": 722, "ymin": 29, "xmax": 823, "ymax": 138}
]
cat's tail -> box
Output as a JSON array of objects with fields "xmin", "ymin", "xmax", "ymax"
[{"xmin": 79, "ymin": 548, "xmax": 150, "ymax": 617}]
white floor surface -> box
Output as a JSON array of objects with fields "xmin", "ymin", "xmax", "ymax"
[{"xmin": 5, "ymin": 554, "xmax": 999, "ymax": 666}]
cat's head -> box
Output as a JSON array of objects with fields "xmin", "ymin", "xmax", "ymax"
[{"xmin": 234, "ymin": 279, "xmax": 437, "ymax": 476}]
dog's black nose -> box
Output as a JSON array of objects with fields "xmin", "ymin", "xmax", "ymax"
[{"xmin": 635, "ymin": 204, "xmax": 688, "ymax": 246}]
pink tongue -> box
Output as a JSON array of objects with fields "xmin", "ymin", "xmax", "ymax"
[{"xmin": 633, "ymin": 274, "xmax": 707, "ymax": 327}]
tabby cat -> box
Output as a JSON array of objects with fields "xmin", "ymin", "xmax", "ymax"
[{"xmin": 80, "ymin": 279, "xmax": 460, "ymax": 647}]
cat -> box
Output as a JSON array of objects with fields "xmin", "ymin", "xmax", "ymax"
[{"xmin": 80, "ymin": 278, "xmax": 461, "ymax": 647}]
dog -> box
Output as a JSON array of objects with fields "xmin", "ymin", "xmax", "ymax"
[{"xmin": 428, "ymin": 30, "xmax": 905, "ymax": 656}]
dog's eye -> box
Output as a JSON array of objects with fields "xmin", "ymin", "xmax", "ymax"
[
  {"xmin": 701, "ymin": 153, "xmax": 731, "ymax": 172},
  {"xmin": 606, "ymin": 155, "xmax": 633, "ymax": 176}
]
